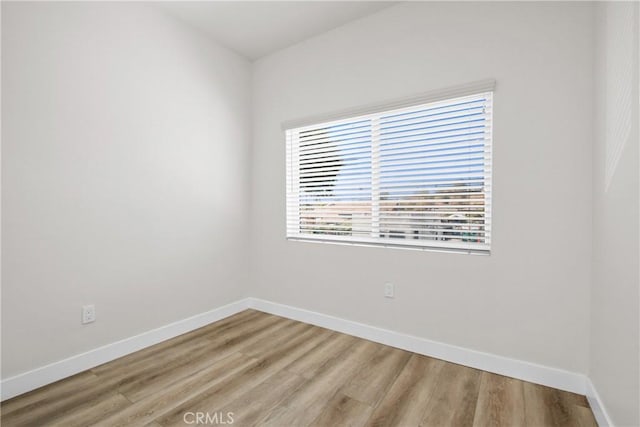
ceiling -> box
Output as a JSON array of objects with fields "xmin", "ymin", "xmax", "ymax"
[{"xmin": 158, "ymin": 2, "xmax": 396, "ymax": 60}]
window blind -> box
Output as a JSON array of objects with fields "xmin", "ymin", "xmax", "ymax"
[{"xmin": 286, "ymin": 91, "xmax": 493, "ymax": 254}]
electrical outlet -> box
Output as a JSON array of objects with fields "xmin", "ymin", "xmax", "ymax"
[
  {"xmin": 384, "ymin": 283, "xmax": 394, "ymax": 298},
  {"xmin": 82, "ymin": 305, "xmax": 96, "ymax": 324}
]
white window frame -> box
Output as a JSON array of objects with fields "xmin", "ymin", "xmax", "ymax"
[{"xmin": 285, "ymin": 80, "xmax": 495, "ymax": 254}]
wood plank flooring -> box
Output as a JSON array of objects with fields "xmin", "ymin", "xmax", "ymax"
[{"xmin": 1, "ymin": 310, "xmax": 598, "ymax": 427}]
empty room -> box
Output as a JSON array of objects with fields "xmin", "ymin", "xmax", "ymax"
[{"xmin": 1, "ymin": 1, "xmax": 638, "ymax": 426}]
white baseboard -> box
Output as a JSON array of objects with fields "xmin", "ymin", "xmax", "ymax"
[
  {"xmin": 586, "ymin": 378, "xmax": 614, "ymax": 427},
  {"xmin": 0, "ymin": 298, "xmax": 250, "ymax": 401},
  {"xmin": 247, "ymin": 298, "xmax": 587, "ymax": 395},
  {"xmin": 3, "ymin": 296, "xmax": 596, "ymax": 414}
]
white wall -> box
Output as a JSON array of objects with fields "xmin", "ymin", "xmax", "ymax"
[
  {"xmin": 1, "ymin": 2, "xmax": 252, "ymax": 378},
  {"xmin": 251, "ymin": 2, "xmax": 594, "ymax": 374},
  {"xmin": 590, "ymin": 2, "xmax": 639, "ymax": 425}
]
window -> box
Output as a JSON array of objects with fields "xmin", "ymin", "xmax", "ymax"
[{"xmin": 285, "ymin": 83, "xmax": 493, "ymax": 254}]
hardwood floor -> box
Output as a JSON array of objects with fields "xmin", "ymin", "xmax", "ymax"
[{"xmin": 1, "ymin": 310, "xmax": 597, "ymax": 427}]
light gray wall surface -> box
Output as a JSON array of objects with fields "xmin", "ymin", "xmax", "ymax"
[
  {"xmin": 250, "ymin": 2, "xmax": 595, "ymax": 374},
  {"xmin": 1, "ymin": 2, "xmax": 252, "ymax": 377},
  {"xmin": 590, "ymin": 2, "xmax": 640, "ymax": 425}
]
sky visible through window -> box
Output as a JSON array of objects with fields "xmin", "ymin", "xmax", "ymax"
[{"xmin": 300, "ymin": 98, "xmax": 487, "ymax": 203}]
